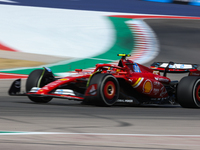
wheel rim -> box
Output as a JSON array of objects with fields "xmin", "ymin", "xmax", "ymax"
[
  {"xmin": 195, "ymin": 84, "xmax": 200, "ymax": 102},
  {"xmin": 103, "ymin": 81, "xmax": 116, "ymax": 100}
]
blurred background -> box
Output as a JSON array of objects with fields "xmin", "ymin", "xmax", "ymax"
[
  {"xmin": 1, "ymin": 1, "xmax": 200, "ymax": 149},
  {"xmin": 0, "ymin": 0, "xmax": 200, "ymax": 78}
]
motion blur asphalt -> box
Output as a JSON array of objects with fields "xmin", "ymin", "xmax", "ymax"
[
  {"xmin": 145, "ymin": 19, "xmax": 200, "ymax": 65},
  {"xmin": 1, "ymin": 95, "xmax": 200, "ymax": 150}
]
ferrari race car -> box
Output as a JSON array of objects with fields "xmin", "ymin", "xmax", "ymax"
[{"xmin": 8, "ymin": 54, "xmax": 200, "ymax": 108}]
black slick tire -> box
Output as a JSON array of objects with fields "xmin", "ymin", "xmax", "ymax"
[
  {"xmin": 26, "ymin": 69, "xmax": 52, "ymax": 103},
  {"xmin": 177, "ymin": 76, "xmax": 200, "ymax": 108}
]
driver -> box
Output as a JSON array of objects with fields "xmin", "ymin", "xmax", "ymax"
[{"xmin": 118, "ymin": 54, "xmax": 141, "ymax": 73}]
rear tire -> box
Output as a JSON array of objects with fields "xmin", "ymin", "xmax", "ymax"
[
  {"xmin": 85, "ymin": 73, "xmax": 119, "ymax": 106},
  {"xmin": 26, "ymin": 69, "xmax": 52, "ymax": 103},
  {"xmin": 177, "ymin": 76, "xmax": 200, "ymax": 108}
]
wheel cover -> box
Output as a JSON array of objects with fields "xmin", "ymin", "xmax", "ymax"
[
  {"xmin": 103, "ymin": 81, "xmax": 116, "ymax": 100},
  {"xmin": 195, "ymin": 84, "xmax": 200, "ymax": 102}
]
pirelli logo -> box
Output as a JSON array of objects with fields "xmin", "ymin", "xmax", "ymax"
[{"xmin": 132, "ymin": 77, "xmax": 144, "ymax": 88}]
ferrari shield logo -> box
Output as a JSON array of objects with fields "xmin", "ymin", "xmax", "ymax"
[{"xmin": 85, "ymin": 84, "xmax": 97, "ymax": 96}]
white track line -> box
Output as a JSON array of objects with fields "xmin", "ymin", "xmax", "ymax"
[{"xmin": 1, "ymin": 132, "xmax": 200, "ymax": 137}]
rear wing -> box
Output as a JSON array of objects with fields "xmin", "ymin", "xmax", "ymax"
[{"xmin": 150, "ymin": 62, "xmax": 198, "ymax": 74}]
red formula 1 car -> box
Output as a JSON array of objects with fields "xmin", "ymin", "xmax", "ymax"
[{"xmin": 8, "ymin": 54, "xmax": 200, "ymax": 108}]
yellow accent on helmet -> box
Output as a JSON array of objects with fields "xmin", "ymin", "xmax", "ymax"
[{"xmin": 117, "ymin": 54, "xmax": 131, "ymax": 57}]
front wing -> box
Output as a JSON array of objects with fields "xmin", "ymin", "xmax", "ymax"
[{"xmin": 27, "ymin": 87, "xmax": 84, "ymax": 101}]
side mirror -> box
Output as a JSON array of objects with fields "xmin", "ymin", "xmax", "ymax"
[{"xmin": 75, "ymin": 69, "xmax": 82, "ymax": 73}]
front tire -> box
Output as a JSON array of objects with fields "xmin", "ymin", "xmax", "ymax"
[
  {"xmin": 85, "ymin": 73, "xmax": 119, "ymax": 106},
  {"xmin": 26, "ymin": 69, "xmax": 52, "ymax": 103},
  {"xmin": 177, "ymin": 76, "xmax": 200, "ymax": 108}
]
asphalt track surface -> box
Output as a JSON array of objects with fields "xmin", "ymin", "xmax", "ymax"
[
  {"xmin": 1, "ymin": 19, "xmax": 200, "ymax": 149},
  {"xmin": 145, "ymin": 19, "xmax": 200, "ymax": 65}
]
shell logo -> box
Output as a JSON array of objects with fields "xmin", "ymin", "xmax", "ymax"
[{"xmin": 143, "ymin": 80, "xmax": 152, "ymax": 94}]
